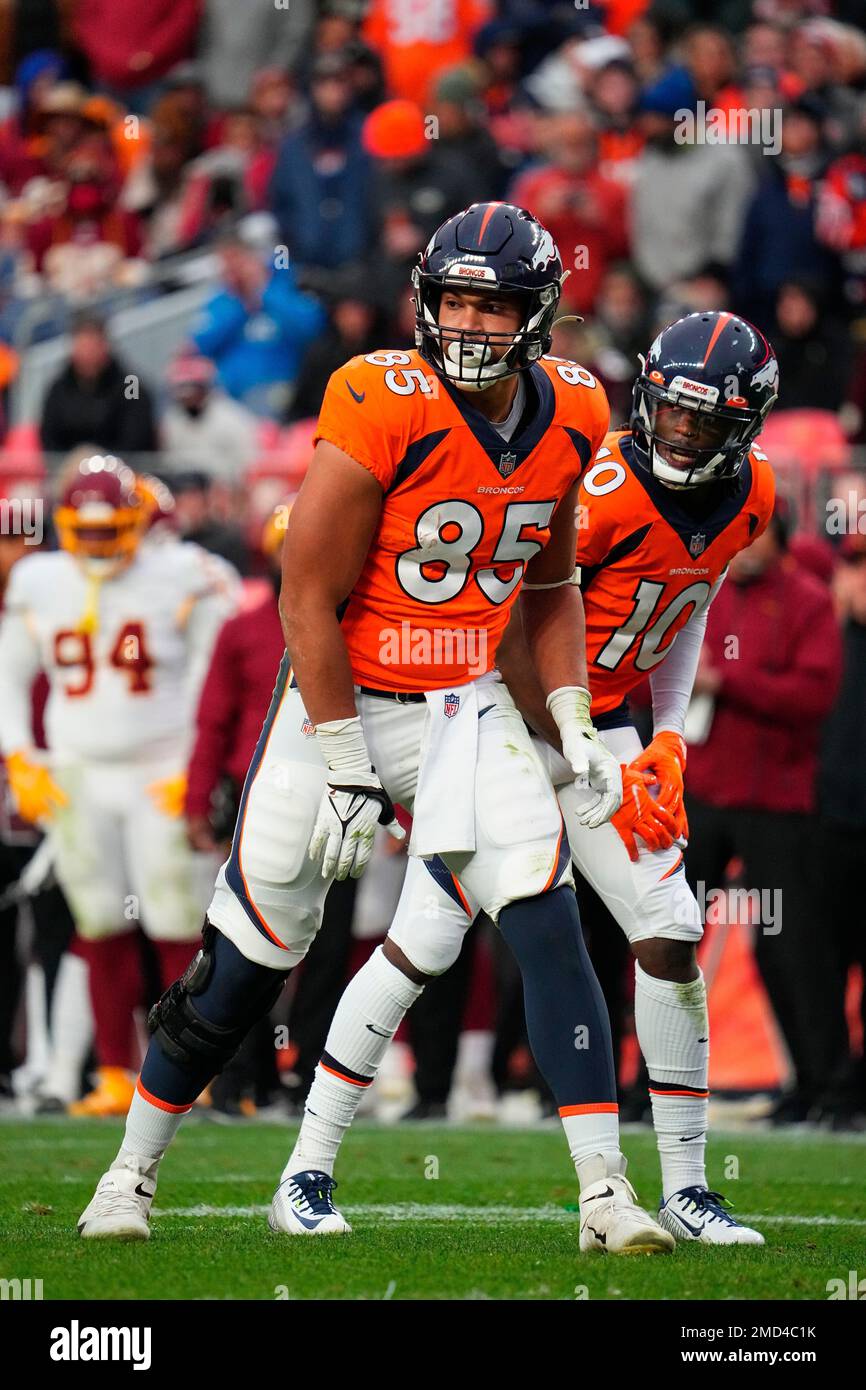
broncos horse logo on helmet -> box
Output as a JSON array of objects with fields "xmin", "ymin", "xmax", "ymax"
[
  {"xmin": 631, "ymin": 311, "xmax": 780, "ymax": 489},
  {"xmin": 412, "ymin": 202, "xmax": 565, "ymax": 391}
]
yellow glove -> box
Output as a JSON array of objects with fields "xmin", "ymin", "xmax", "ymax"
[
  {"xmin": 147, "ymin": 772, "xmax": 188, "ymax": 818},
  {"xmin": 5, "ymin": 749, "xmax": 68, "ymax": 824}
]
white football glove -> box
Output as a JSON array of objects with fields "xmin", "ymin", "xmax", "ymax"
[
  {"xmin": 309, "ymin": 715, "xmax": 405, "ymax": 880},
  {"xmin": 546, "ymin": 686, "xmax": 623, "ymax": 829}
]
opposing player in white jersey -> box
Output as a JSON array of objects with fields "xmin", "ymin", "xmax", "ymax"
[{"xmin": 0, "ymin": 454, "xmax": 238, "ymax": 1114}]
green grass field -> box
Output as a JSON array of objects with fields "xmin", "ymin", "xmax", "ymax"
[{"xmin": 1, "ymin": 1119, "xmax": 864, "ymax": 1301}]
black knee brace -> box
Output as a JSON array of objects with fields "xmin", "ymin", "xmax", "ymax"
[{"xmin": 147, "ymin": 923, "xmax": 287, "ymax": 1075}]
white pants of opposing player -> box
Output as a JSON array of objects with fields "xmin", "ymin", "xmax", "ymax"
[
  {"xmin": 207, "ymin": 659, "xmax": 572, "ymax": 970},
  {"xmin": 49, "ymin": 752, "xmax": 212, "ymax": 942},
  {"xmin": 389, "ymin": 725, "xmax": 703, "ymax": 976}
]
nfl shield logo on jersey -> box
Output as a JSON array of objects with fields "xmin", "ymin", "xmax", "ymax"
[
  {"xmin": 301, "ymin": 717, "xmax": 315, "ymax": 737},
  {"xmin": 689, "ymin": 532, "xmax": 707, "ymax": 557},
  {"xmin": 444, "ymin": 692, "xmax": 460, "ymax": 719},
  {"xmin": 498, "ymin": 452, "xmax": 517, "ymax": 477}
]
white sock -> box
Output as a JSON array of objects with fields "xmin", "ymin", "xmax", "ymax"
[
  {"xmin": 42, "ymin": 952, "xmax": 93, "ymax": 1102},
  {"xmin": 23, "ymin": 963, "xmax": 50, "ymax": 1077},
  {"xmin": 116, "ymin": 1085, "xmax": 190, "ymax": 1172},
  {"xmin": 283, "ymin": 945, "xmax": 424, "ymax": 1179},
  {"xmin": 561, "ymin": 1109, "xmax": 622, "ymax": 1184},
  {"xmin": 634, "ymin": 961, "xmax": 709, "ymax": 1199}
]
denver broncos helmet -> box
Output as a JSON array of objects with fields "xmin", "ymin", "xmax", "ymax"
[
  {"xmin": 412, "ymin": 202, "xmax": 564, "ymax": 391},
  {"xmin": 631, "ymin": 311, "xmax": 779, "ymax": 488}
]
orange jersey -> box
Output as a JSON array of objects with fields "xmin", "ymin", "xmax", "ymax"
[
  {"xmin": 578, "ymin": 430, "xmax": 776, "ymax": 716},
  {"xmin": 314, "ymin": 349, "xmax": 610, "ymax": 691}
]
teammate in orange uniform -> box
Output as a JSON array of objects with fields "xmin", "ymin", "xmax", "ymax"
[
  {"xmin": 289, "ymin": 311, "xmax": 779, "ymax": 1247},
  {"xmin": 79, "ymin": 203, "xmax": 675, "ymax": 1254}
]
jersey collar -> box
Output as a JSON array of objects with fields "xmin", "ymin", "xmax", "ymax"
[
  {"xmin": 621, "ymin": 434, "xmax": 754, "ymax": 560},
  {"xmin": 437, "ymin": 363, "xmax": 555, "ymax": 480}
]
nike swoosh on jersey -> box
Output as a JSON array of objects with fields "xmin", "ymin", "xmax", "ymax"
[
  {"xmin": 365, "ymin": 1023, "xmax": 391, "ymax": 1038},
  {"xmin": 345, "ymin": 380, "xmax": 366, "ymax": 403}
]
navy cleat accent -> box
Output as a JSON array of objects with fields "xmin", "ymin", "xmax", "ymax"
[
  {"xmin": 658, "ymin": 1186, "xmax": 764, "ymax": 1245},
  {"xmin": 269, "ymin": 1170, "xmax": 352, "ymax": 1236}
]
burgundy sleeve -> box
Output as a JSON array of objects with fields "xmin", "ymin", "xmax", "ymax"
[
  {"xmin": 717, "ymin": 588, "xmax": 843, "ymax": 726},
  {"xmin": 185, "ymin": 618, "xmax": 239, "ymax": 819}
]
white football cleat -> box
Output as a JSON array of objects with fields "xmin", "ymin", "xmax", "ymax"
[
  {"xmin": 269, "ymin": 1170, "xmax": 352, "ymax": 1236},
  {"xmin": 658, "ymin": 1186, "xmax": 765, "ymax": 1245},
  {"xmin": 579, "ymin": 1173, "xmax": 675, "ymax": 1255},
  {"xmin": 78, "ymin": 1162, "xmax": 155, "ymax": 1241}
]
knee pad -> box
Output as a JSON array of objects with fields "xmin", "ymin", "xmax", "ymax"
[
  {"xmin": 147, "ymin": 922, "xmax": 287, "ymax": 1074},
  {"xmin": 387, "ymin": 856, "xmax": 473, "ymax": 977},
  {"xmin": 630, "ymin": 875, "xmax": 704, "ymax": 946}
]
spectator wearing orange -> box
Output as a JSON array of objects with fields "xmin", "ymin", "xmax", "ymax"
[{"xmin": 362, "ymin": 0, "xmax": 491, "ymax": 107}]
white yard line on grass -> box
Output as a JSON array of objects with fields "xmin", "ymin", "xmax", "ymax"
[{"xmin": 154, "ymin": 1202, "xmax": 866, "ymax": 1227}]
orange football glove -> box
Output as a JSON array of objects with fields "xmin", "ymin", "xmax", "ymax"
[
  {"xmin": 147, "ymin": 772, "xmax": 188, "ymax": 818},
  {"xmin": 629, "ymin": 731, "xmax": 688, "ymax": 843},
  {"xmin": 5, "ymin": 749, "xmax": 69, "ymax": 824},
  {"xmin": 611, "ymin": 765, "xmax": 678, "ymax": 863}
]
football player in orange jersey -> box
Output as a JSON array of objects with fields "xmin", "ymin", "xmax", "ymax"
[
  {"xmin": 79, "ymin": 203, "xmax": 675, "ymax": 1254},
  {"xmin": 289, "ymin": 311, "xmax": 780, "ymax": 1248}
]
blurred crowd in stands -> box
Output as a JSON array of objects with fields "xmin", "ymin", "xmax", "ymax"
[{"xmin": 0, "ymin": 0, "xmax": 865, "ymax": 1127}]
